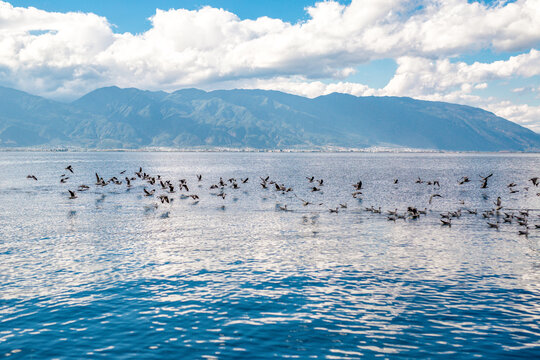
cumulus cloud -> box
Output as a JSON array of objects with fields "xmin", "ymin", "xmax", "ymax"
[
  {"xmin": 0, "ymin": 0, "xmax": 539, "ymax": 131},
  {"xmin": 383, "ymin": 49, "xmax": 540, "ymax": 97},
  {"xmin": 485, "ymin": 102, "xmax": 540, "ymax": 133}
]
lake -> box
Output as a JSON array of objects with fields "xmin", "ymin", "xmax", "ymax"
[{"xmin": 0, "ymin": 152, "xmax": 539, "ymax": 359}]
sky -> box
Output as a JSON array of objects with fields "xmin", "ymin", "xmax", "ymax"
[{"xmin": 1, "ymin": 0, "xmax": 540, "ymax": 132}]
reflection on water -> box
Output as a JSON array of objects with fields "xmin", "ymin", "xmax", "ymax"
[{"xmin": 0, "ymin": 152, "xmax": 539, "ymax": 359}]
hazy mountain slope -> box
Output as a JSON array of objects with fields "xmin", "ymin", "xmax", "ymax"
[{"xmin": 0, "ymin": 86, "xmax": 538, "ymax": 151}]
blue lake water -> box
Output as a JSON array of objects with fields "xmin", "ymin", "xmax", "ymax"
[{"xmin": 0, "ymin": 152, "xmax": 539, "ymax": 359}]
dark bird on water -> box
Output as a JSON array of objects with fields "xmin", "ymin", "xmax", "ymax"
[
  {"xmin": 441, "ymin": 218, "xmax": 451, "ymax": 226},
  {"xmin": 518, "ymin": 229, "xmax": 529, "ymax": 236},
  {"xmin": 65, "ymin": 165, "xmax": 74, "ymax": 173},
  {"xmin": 68, "ymin": 190, "xmax": 77, "ymax": 199},
  {"xmin": 27, "ymin": 175, "xmax": 37, "ymax": 180}
]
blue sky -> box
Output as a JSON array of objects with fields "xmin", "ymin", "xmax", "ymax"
[
  {"xmin": 11, "ymin": 1, "xmax": 353, "ymax": 33},
  {"xmin": 2, "ymin": 0, "xmax": 540, "ymax": 132}
]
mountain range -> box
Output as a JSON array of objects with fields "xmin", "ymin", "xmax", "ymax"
[{"xmin": 0, "ymin": 85, "xmax": 539, "ymax": 151}]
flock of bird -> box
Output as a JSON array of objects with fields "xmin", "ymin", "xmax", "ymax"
[{"xmin": 25, "ymin": 165, "xmax": 540, "ymax": 236}]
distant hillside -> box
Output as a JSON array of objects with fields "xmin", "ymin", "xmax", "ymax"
[{"xmin": 0, "ymin": 86, "xmax": 539, "ymax": 151}]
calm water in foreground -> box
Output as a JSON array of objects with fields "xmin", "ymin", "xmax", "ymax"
[{"xmin": 0, "ymin": 152, "xmax": 539, "ymax": 359}]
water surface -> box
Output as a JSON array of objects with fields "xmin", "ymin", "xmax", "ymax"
[{"xmin": 0, "ymin": 152, "xmax": 539, "ymax": 358}]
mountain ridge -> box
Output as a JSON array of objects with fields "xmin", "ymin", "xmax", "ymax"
[{"xmin": 0, "ymin": 86, "xmax": 538, "ymax": 151}]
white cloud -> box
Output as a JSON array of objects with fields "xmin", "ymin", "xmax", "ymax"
[
  {"xmin": 485, "ymin": 102, "xmax": 540, "ymax": 133},
  {"xmin": 382, "ymin": 50, "xmax": 540, "ymax": 98},
  {"xmin": 0, "ymin": 0, "xmax": 539, "ymax": 131},
  {"xmin": 234, "ymin": 76, "xmax": 379, "ymax": 98}
]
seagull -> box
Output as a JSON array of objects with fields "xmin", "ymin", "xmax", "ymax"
[
  {"xmin": 26, "ymin": 175, "xmax": 37, "ymax": 180},
  {"xmin": 65, "ymin": 165, "xmax": 74, "ymax": 173},
  {"xmin": 530, "ymin": 177, "xmax": 539, "ymax": 186},
  {"xmin": 68, "ymin": 190, "xmax": 77, "ymax": 199}
]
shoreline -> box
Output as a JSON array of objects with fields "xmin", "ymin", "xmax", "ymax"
[{"xmin": 0, "ymin": 147, "xmax": 538, "ymax": 154}]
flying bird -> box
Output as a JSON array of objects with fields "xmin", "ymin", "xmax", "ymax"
[
  {"xmin": 480, "ymin": 173, "xmax": 493, "ymax": 188},
  {"xmin": 429, "ymin": 193, "xmax": 442, "ymax": 204}
]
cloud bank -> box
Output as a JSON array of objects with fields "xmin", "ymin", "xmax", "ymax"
[{"xmin": 0, "ymin": 0, "xmax": 539, "ymax": 131}]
